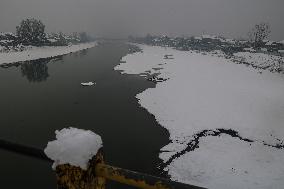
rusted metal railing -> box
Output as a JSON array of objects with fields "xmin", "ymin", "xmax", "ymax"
[{"xmin": 0, "ymin": 139, "xmax": 206, "ymax": 189}]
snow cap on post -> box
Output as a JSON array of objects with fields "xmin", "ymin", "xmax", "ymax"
[{"xmin": 44, "ymin": 127, "xmax": 103, "ymax": 170}]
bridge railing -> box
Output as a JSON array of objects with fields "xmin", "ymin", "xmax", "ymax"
[{"xmin": 0, "ymin": 138, "xmax": 205, "ymax": 189}]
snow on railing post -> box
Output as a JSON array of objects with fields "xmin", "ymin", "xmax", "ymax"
[{"xmin": 44, "ymin": 127, "xmax": 105, "ymax": 189}]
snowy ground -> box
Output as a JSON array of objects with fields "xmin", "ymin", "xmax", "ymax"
[
  {"xmin": 0, "ymin": 42, "xmax": 96, "ymax": 65},
  {"xmin": 233, "ymin": 52, "xmax": 284, "ymax": 72},
  {"xmin": 115, "ymin": 44, "xmax": 284, "ymax": 189}
]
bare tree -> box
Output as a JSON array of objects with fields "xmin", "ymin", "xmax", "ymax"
[{"xmin": 248, "ymin": 22, "xmax": 271, "ymax": 48}]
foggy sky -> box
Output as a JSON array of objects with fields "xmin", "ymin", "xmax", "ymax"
[{"xmin": 1, "ymin": 0, "xmax": 284, "ymax": 40}]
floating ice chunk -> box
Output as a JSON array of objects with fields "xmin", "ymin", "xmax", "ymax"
[
  {"xmin": 81, "ymin": 82, "xmax": 95, "ymax": 86},
  {"xmin": 44, "ymin": 127, "xmax": 103, "ymax": 170}
]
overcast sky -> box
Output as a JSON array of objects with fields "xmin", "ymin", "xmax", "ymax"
[{"xmin": 1, "ymin": 0, "xmax": 283, "ymax": 40}]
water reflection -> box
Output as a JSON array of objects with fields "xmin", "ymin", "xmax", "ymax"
[
  {"xmin": 79, "ymin": 49, "xmax": 88, "ymax": 57},
  {"xmin": 72, "ymin": 49, "xmax": 88, "ymax": 58},
  {"xmin": 21, "ymin": 59, "xmax": 50, "ymax": 82}
]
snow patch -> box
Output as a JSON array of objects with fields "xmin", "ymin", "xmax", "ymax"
[
  {"xmin": 0, "ymin": 42, "xmax": 96, "ymax": 65},
  {"xmin": 194, "ymin": 36, "xmax": 202, "ymax": 40},
  {"xmin": 234, "ymin": 52, "xmax": 284, "ymax": 71},
  {"xmin": 168, "ymin": 134, "xmax": 284, "ymax": 189},
  {"xmin": 44, "ymin": 127, "xmax": 103, "ymax": 170},
  {"xmin": 201, "ymin": 35, "xmax": 218, "ymax": 40}
]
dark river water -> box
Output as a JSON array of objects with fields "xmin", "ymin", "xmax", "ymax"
[{"xmin": 0, "ymin": 43, "xmax": 169, "ymax": 189}]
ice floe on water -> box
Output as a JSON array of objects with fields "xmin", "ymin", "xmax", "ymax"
[
  {"xmin": 44, "ymin": 127, "xmax": 102, "ymax": 170},
  {"xmin": 81, "ymin": 81, "xmax": 95, "ymax": 86},
  {"xmin": 115, "ymin": 44, "xmax": 284, "ymax": 189}
]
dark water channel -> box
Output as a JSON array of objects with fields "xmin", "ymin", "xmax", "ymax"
[{"xmin": 0, "ymin": 43, "xmax": 169, "ymax": 189}]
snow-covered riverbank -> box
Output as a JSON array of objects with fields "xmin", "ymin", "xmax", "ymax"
[
  {"xmin": 115, "ymin": 44, "xmax": 284, "ymax": 189},
  {"xmin": 0, "ymin": 42, "xmax": 96, "ymax": 65}
]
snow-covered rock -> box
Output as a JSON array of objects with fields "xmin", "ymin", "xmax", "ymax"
[{"xmin": 44, "ymin": 127, "xmax": 103, "ymax": 170}]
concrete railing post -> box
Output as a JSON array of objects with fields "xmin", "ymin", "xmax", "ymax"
[{"xmin": 55, "ymin": 148, "xmax": 106, "ymax": 189}]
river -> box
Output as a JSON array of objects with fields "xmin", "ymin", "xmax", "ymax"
[{"xmin": 0, "ymin": 42, "xmax": 169, "ymax": 189}]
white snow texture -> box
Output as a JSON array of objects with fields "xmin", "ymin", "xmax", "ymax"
[
  {"xmin": 115, "ymin": 44, "xmax": 284, "ymax": 189},
  {"xmin": 0, "ymin": 42, "xmax": 96, "ymax": 65},
  {"xmin": 44, "ymin": 127, "xmax": 103, "ymax": 170}
]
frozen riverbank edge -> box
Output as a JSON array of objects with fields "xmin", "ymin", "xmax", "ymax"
[
  {"xmin": 0, "ymin": 42, "xmax": 97, "ymax": 65},
  {"xmin": 115, "ymin": 44, "xmax": 284, "ymax": 189}
]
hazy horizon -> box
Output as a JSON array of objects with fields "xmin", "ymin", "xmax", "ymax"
[{"xmin": 1, "ymin": 0, "xmax": 284, "ymax": 40}]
